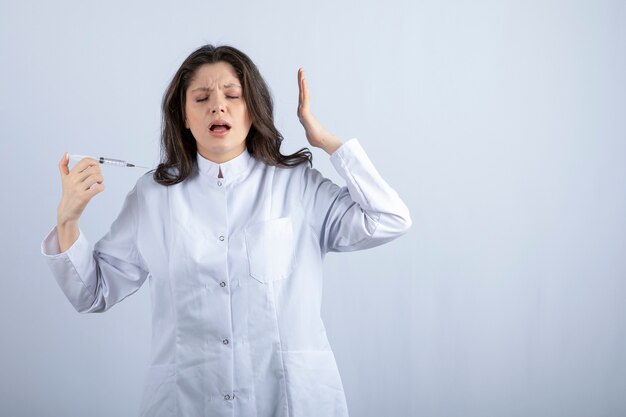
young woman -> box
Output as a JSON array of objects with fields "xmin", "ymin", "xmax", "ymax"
[{"xmin": 42, "ymin": 44, "xmax": 411, "ymax": 417}]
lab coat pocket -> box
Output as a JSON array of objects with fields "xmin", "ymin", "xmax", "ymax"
[
  {"xmin": 244, "ymin": 217, "xmax": 295, "ymax": 283},
  {"xmin": 282, "ymin": 350, "xmax": 349, "ymax": 417},
  {"xmin": 139, "ymin": 364, "xmax": 176, "ymax": 417}
]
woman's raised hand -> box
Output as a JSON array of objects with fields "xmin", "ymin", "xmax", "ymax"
[
  {"xmin": 56, "ymin": 153, "xmax": 104, "ymax": 251},
  {"xmin": 297, "ymin": 68, "xmax": 342, "ymax": 155}
]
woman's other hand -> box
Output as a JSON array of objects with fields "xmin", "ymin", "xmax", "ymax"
[
  {"xmin": 56, "ymin": 153, "xmax": 105, "ymax": 251},
  {"xmin": 297, "ymin": 68, "xmax": 343, "ymax": 155}
]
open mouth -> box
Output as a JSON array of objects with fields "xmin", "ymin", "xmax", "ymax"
[{"xmin": 209, "ymin": 120, "xmax": 232, "ymax": 132}]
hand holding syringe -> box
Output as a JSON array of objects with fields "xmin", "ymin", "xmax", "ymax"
[{"xmin": 56, "ymin": 152, "xmax": 148, "ymax": 252}]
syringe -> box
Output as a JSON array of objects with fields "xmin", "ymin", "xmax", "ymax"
[{"xmin": 68, "ymin": 154, "xmax": 149, "ymax": 169}]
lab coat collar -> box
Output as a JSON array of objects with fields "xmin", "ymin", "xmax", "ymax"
[{"xmin": 196, "ymin": 148, "xmax": 252, "ymax": 179}]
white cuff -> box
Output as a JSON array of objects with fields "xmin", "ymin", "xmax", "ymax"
[{"xmin": 41, "ymin": 225, "xmax": 90, "ymax": 261}]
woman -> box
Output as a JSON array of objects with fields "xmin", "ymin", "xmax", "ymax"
[{"xmin": 42, "ymin": 45, "xmax": 411, "ymax": 417}]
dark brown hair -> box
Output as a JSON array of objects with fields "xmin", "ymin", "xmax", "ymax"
[{"xmin": 153, "ymin": 44, "xmax": 312, "ymax": 185}]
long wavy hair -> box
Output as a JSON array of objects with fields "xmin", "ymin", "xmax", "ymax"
[{"xmin": 153, "ymin": 45, "xmax": 312, "ymax": 185}]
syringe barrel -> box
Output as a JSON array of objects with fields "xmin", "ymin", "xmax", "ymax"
[{"xmin": 99, "ymin": 157, "xmax": 127, "ymax": 166}]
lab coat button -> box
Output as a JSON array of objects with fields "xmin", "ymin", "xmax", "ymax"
[
  {"xmin": 222, "ymin": 338, "xmax": 229, "ymax": 345},
  {"xmin": 224, "ymin": 394, "xmax": 232, "ymax": 400},
  {"xmin": 219, "ymin": 235, "xmax": 225, "ymax": 241},
  {"xmin": 220, "ymin": 281, "xmax": 226, "ymax": 287},
  {"xmin": 217, "ymin": 180, "xmax": 223, "ymax": 186}
]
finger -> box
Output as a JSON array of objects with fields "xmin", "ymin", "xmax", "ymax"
[
  {"xmin": 58, "ymin": 152, "xmax": 70, "ymax": 176},
  {"xmin": 299, "ymin": 69, "xmax": 309, "ymax": 109},
  {"xmin": 298, "ymin": 68, "xmax": 305, "ymax": 110},
  {"xmin": 302, "ymin": 77, "xmax": 310, "ymax": 108},
  {"xmin": 70, "ymin": 164, "xmax": 100, "ymax": 184},
  {"xmin": 85, "ymin": 182, "xmax": 105, "ymax": 198},
  {"xmin": 70, "ymin": 157, "xmax": 100, "ymax": 176},
  {"xmin": 80, "ymin": 173, "xmax": 105, "ymax": 192}
]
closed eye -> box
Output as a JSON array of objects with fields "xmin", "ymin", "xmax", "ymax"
[
  {"xmin": 196, "ymin": 97, "xmax": 208, "ymax": 102},
  {"xmin": 227, "ymin": 96, "xmax": 239, "ymax": 99}
]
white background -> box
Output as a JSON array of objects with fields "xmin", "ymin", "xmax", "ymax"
[{"xmin": 1, "ymin": 0, "xmax": 625, "ymax": 416}]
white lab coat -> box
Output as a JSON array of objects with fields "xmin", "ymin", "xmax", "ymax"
[{"xmin": 41, "ymin": 138, "xmax": 411, "ymax": 417}]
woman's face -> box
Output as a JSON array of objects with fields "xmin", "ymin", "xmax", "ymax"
[{"xmin": 184, "ymin": 61, "xmax": 252, "ymax": 163}]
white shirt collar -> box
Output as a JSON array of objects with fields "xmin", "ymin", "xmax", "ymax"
[{"xmin": 196, "ymin": 148, "xmax": 252, "ymax": 179}]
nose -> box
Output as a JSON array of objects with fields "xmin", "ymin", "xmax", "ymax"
[{"xmin": 210, "ymin": 96, "xmax": 226, "ymax": 114}]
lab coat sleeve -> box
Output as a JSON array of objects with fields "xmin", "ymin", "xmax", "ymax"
[
  {"xmin": 301, "ymin": 138, "xmax": 412, "ymax": 253},
  {"xmin": 40, "ymin": 184, "xmax": 149, "ymax": 313}
]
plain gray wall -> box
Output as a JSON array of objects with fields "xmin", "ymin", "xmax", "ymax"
[{"xmin": 1, "ymin": 0, "xmax": 625, "ymax": 416}]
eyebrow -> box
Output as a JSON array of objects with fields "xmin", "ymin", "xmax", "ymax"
[{"xmin": 191, "ymin": 83, "xmax": 242, "ymax": 93}]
